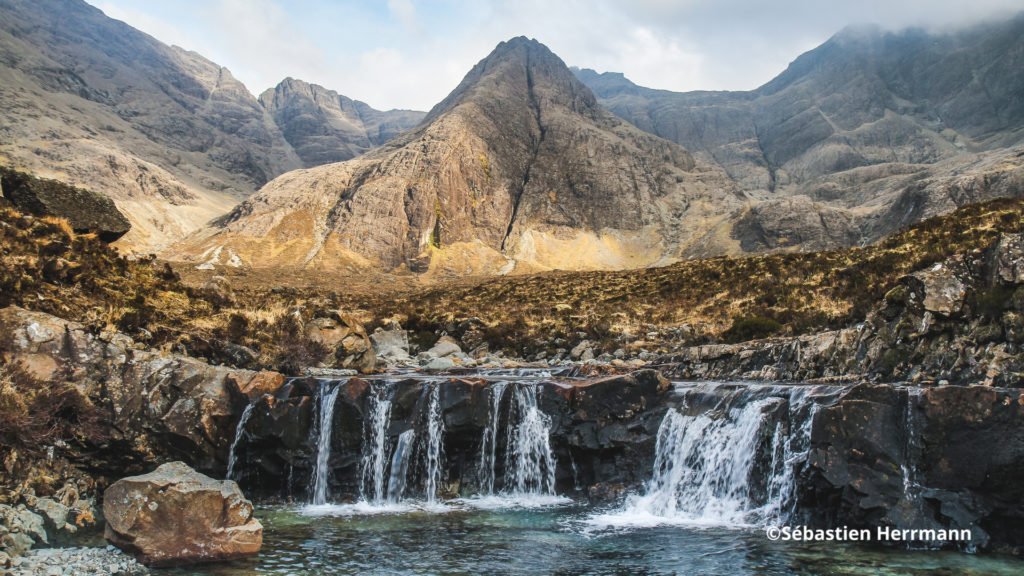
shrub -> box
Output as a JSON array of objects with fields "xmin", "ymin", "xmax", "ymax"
[{"xmin": 722, "ymin": 315, "xmax": 783, "ymax": 343}]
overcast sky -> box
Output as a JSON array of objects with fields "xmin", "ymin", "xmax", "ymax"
[{"xmin": 92, "ymin": 0, "xmax": 1023, "ymax": 111}]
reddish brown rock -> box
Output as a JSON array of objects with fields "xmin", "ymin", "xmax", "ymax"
[{"xmin": 103, "ymin": 462, "xmax": 262, "ymax": 566}]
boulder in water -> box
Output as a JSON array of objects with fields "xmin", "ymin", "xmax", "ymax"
[{"xmin": 103, "ymin": 462, "xmax": 262, "ymax": 566}]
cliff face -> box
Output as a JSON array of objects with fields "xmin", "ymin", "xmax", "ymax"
[
  {"xmin": 0, "ymin": 0, "xmax": 422, "ymax": 253},
  {"xmin": 171, "ymin": 38, "xmax": 740, "ymax": 275},
  {"xmin": 576, "ymin": 15, "xmax": 1024, "ymax": 250},
  {"xmin": 258, "ymin": 78, "xmax": 424, "ymax": 167}
]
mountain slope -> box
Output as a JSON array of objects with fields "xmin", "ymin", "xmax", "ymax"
[
  {"xmin": 576, "ymin": 15, "xmax": 1024, "ymax": 248},
  {"xmin": 0, "ymin": 0, "xmax": 422, "ymax": 252},
  {"xmin": 258, "ymin": 78, "xmax": 424, "ymax": 167},
  {"xmin": 170, "ymin": 37, "xmax": 740, "ymax": 276}
]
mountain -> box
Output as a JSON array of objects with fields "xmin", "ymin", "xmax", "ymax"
[
  {"xmin": 0, "ymin": 0, "xmax": 421, "ymax": 252},
  {"xmin": 575, "ymin": 15, "xmax": 1024, "ymax": 248},
  {"xmin": 170, "ymin": 37, "xmax": 740, "ymax": 276},
  {"xmin": 258, "ymin": 78, "xmax": 424, "ymax": 167}
]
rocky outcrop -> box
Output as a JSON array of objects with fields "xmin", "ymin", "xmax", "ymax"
[
  {"xmin": 0, "ymin": 168, "xmax": 130, "ymax": 242},
  {"xmin": 303, "ymin": 311, "xmax": 376, "ymax": 373},
  {"xmin": 170, "ymin": 37, "xmax": 739, "ymax": 275},
  {"xmin": 799, "ymin": 383, "xmax": 1024, "ymax": 553},
  {"xmin": 231, "ymin": 369, "xmax": 670, "ymax": 499},
  {"xmin": 259, "ymin": 78, "xmax": 423, "ymax": 167},
  {"xmin": 0, "ymin": 306, "xmax": 287, "ymax": 475},
  {"xmin": 103, "ymin": 462, "xmax": 262, "ymax": 566},
  {"xmin": 658, "ymin": 232, "xmax": 1024, "ymax": 386}
]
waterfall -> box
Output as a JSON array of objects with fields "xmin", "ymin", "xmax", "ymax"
[
  {"xmin": 590, "ymin": 383, "xmax": 830, "ymax": 529},
  {"xmin": 386, "ymin": 430, "xmax": 416, "ymax": 502},
  {"xmin": 311, "ymin": 381, "xmax": 341, "ymax": 505},
  {"xmin": 507, "ymin": 384, "xmax": 556, "ymax": 496},
  {"xmin": 360, "ymin": 382, "xmax": 394, "ymax": 503},
  {"xmin": 424, "ymin": 383, "xmax": 445, "ymax": 503},
  {"xmin": 226, "ymin": 400, "xmax": 256, "ymax": 481},
  {"xmin": 477, "ymin": 381, "xmax": 509, "ymax": 495}
]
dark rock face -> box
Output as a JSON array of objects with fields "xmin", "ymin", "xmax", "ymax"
[
  {"xmin": 0, "ymin": 168, "xmax": 130, "ymax": 241},
  {"xmin": 259, "ymin": 78, "xmax": 424, "ymax": 167},
  {"xmin": 799, "ymin": 384, "xmax": 1024, "ymax": 553},
  {"xmin": 232, "ymin": 370, "xmax": 670, "ymax": 500}
]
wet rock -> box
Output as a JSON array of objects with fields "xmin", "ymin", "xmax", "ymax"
[
  {"xmin": 103, "ymin": 462, "xmax": 262, "ymax": 566},
  {"xmin": 425, "ymin": 357, "xmax": 455, "ymax": 371},
  {"xmin": 0, "ymin": 168, "xmax": 131, "ymax": 242}
]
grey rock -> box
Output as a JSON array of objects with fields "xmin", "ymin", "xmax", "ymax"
[
  {"xmin": 907, "ymin": 263, "xmax": 967, "ymax": 316},
  {"xmin": 427, "ymin": 335, "xmax": 462, "ymax": 358},
  {"xmin": 424, "ymin": 357, "xmax": 455, "ymax": 371},
  {"xmin": 372, "ymin": 327, "xmax": 411, "ymax": 363}
]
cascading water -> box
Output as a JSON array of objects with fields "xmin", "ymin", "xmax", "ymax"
[
  {"xmin": 424, "ymin": 383, "xmax": 445, "ymax": 504},
  {"xmin": 386, "ymin": 430, "xmax": 416, "ymax": 502},
  {"xmin": 226, "ymin": 401, "xmax": 256, "ymax": 481},
  {"xmin": 477, "ymin": 381, "xmax": 509, "ymax": 495},
  {"xmin": 506, "ymin": 384, "xmax": 556, "ymax": 496},
  {"xmin": 311, "ymin": 381, "xmax": 341, "ymax": 505},
  {"xmin": 360, "ymin": 382, "xmax": 394, "ymax": 503},
  {"xmin": 590, "ymin": 382, "xmax": 828, "ymax": 529}
]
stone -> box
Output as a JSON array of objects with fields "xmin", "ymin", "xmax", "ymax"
[
  {"xmin": 0, "ymin": 168, "xmax": 131, "ymax": 242},
  {"xmin": 994, "ymin": 233, "xmax": 1024, "ymax": 284},
  {"xmin": 907, "ymin": 263, "xmax": 968, "ymax": 316},
  {"xmin": 371, "ymin": 327, "xmax": 411, "ymax": 364},
  {"xmin": 426, "ymin": 335, "xmax": 462, "ymax": 358},
  {"xmin": 570, "ymin": 340, "xmax": 592, "ymax": 360},
  {"xmin": 103, "ymin": 462, "xmax": 262, "ymax": 566},
  {"xmin": 200, "ymin": 276, "xmax": 235, "ymax": 307},
  {"xmin": 425, "ymin": 357, "xmax": 455, "ymax": 371},
  {"xmin": 227, "ymin": 371, "xmax": 287, "ymax": 402}
]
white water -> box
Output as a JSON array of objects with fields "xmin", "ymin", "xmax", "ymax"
[
  {"xmin": 424, "ymin": 383, "xmax": 445, "ymax": 504},
  {"xmin": 226, "ymin": 401, "xmax": 256, "ymax": 481},
  {"xmin": 589, "ymin": 383, "xmax": 826, "ymax": 530},
  {"xmin": 360, "ymin": 383, "xmax": 394, "ymax": 503},
  {"xmin": 311, "ymin": 381, "xmax": 341, "ymax": 505},
  {"xmin": 386, "ymin": 430, "xmax": 416, "ymax": 502},
  {"xmin": 507, "ymin": 384, "xmax": 556, "ymax": 496},
  {"xmin": 477, "ymin": 381, "xmax": 509, "ymax": 495}
]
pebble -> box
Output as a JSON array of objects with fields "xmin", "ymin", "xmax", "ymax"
[{"xmin": 8, "ymin": 546, "xmax": 148, "ymax": 576}]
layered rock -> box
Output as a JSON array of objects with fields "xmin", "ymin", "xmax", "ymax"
[
  {"xmin": 0, "ymin": 168, "xmax": 130, "ymax": 241},
  {"xmin": 0, "ymin": 306, "xmax": 287, "ymax": 474},
  {"xmin": 259, "ymin": 78, "xmax": 424, "ymax": 167},
  {"xmin": 230, "ymin": 370, "xmax": 670, "ymax": 499},
  {"xmin": 800, "ymin": 383, "xmax": 1024, "ymax": 553},
  {"xmin": 170, "ymin": 37, "xmax": 739, "ymax": 275},
  {"xmin": 103, "ymin": 462, "xmax": 261, "ymax": 566}
]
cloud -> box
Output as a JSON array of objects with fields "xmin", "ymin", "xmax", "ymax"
[{"xmin": 90, "ymin": 0, "xmax": 1024, "ymax": 110}]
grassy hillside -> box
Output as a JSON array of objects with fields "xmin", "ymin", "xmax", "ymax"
[{"xmin": 2, "ymin": 196, "xmax": 1023, "ymax": 366}]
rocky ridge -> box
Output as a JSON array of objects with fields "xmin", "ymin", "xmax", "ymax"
[
  {"xmin": 170, "ymin": 37, "xmax": 740, "ymax": 275},
  {"xmin": 575, "ymin": 15, "xmax": 1024, "ymax": 252}
]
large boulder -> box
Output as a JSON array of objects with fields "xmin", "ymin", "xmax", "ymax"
[
  {"xmin": 103, "ymin": 462, "xmax": 262, "ymax": 566},
  {"xmin": 371, "ymin": 326, "xmax": 411, "ymax": 365},
  {"xmin": 304, "ymin": 311, "xmax": 375, "ymax": 372},
  {"xmin": 0, "ymin": 168, "xmax": 130, "ymax": 242},
  {"xmin": 905, "ymin": 262, "xmax": 968, "ymax": 316}
]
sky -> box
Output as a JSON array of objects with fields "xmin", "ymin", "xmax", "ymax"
[{"xmin": 92, "ymin": 0, "xmax": 1024, "ymax": 111}]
